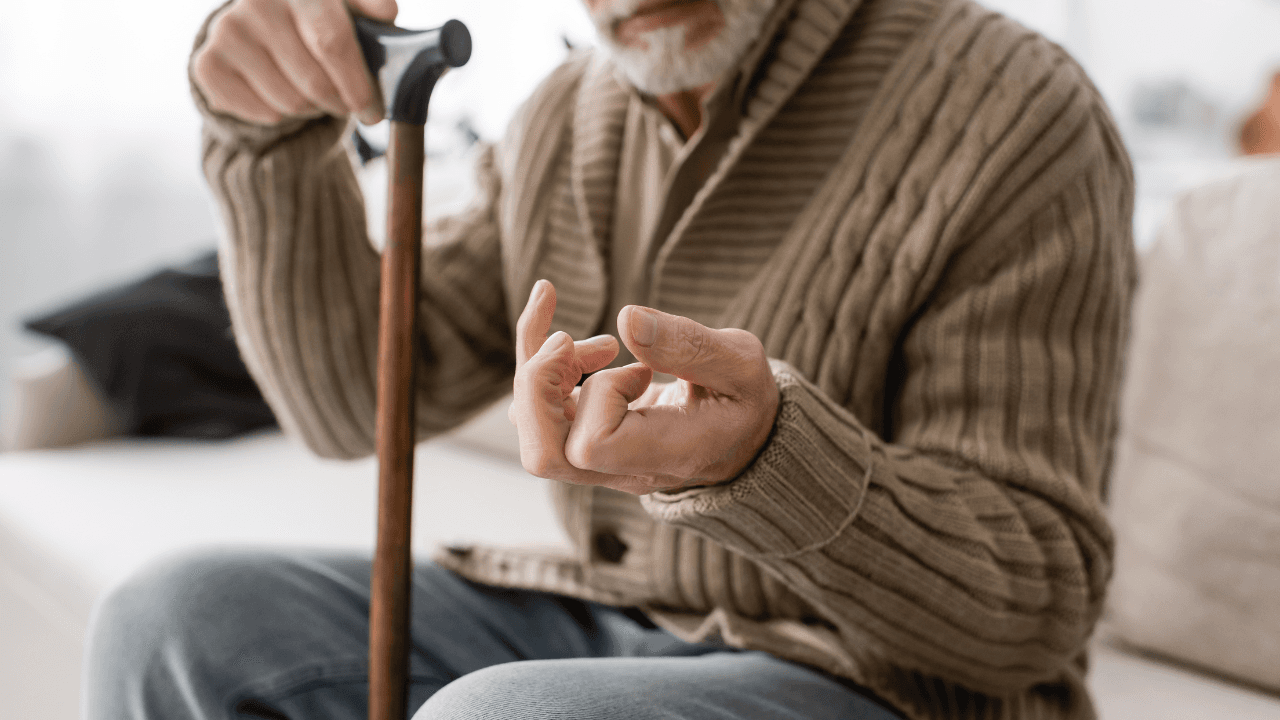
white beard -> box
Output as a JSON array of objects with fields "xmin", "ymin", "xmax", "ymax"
[{"xmin": 588, "ymin": 0, "xmax": 777, "ymax": 95}]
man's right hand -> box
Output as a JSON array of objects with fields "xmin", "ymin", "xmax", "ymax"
[{"xmin": 192, "ymin": 0, "xmax": 397, "ymax": 126}]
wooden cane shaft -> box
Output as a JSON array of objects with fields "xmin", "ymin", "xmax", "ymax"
[{"xmin": 370, "ymin": 121, "xmax": 425, "ymax": 720}]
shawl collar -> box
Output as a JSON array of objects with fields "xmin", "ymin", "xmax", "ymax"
[
  {"xmin": 738, "ymin": 0, "xmax": 866, "ymax": 134},
  {"xmin": 569, "ymin": 55, "xmax": 631, "ymax": 261},
  {"xmin": 649, "ymin": 0, "xmax": 867, "ymax": 307},
  {"xmin": 504, "ymin": 53, "xmax": 627, "ymax": 339},
  {"xmin": 517, "ymin": 0, "xmax": 868, "ymax": 335}
]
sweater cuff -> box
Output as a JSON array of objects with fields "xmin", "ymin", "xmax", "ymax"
[
  {"xmin": 641, "ymin": 360, "xmax": 876, "ymax": 559},
  {"xmin": 188, "ymin": 1, "xmax": 331, "ymax": 150}
]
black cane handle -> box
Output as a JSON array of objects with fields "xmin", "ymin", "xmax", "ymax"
[{"xmin": 354, "ymin": 17, "xmax": 472, "ymax": 125}]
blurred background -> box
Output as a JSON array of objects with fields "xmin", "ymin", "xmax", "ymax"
[{"xmin": 0, "ymin": 0, "xmax": 1277, "ymax": 420}]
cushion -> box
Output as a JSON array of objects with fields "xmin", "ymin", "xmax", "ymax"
[
  {"xmin": 1106, "ymin": 157, "xmax": 1280, "ymax": 692},
  {"xmin": 23, "ymin": 250, "xmax": 276, "ymax": 439},
  {"xmin": 0, "ymin": 431, "xmax": 562, "ymax": 720},
  {"xmin": 0, "ymin": 345, "xmax": 124, "ymax": 451}
]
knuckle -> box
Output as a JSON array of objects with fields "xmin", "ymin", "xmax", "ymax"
[
  {"xmin": 512, "ymin": 366, "xmax": 533, "ymax": 396},
  {"xmin": 192, "ymin": 48, "xmax": 218, "ymax": 82},
  {"xmin": 513, "ymin": 361, "xmax": 555, "ymax": 405},
  {"xmin": 721, "ymin": 327, "xmax": 756, "ymax": 348},
  {"xmin": 516, "ymin": 307, "xmax": 534, "ymax": 337},
  {"xmin": 522, "ymin": 451, "xmax": 556, "ymax": 479},
  {"xmin": 737, "ymin": 330, "xmax": 768, "ymax": 361},
  {"xmin": 284, "ymin": 94, "xmax": 312, "ymax": 115},
  {"xmin": 563, "ymin": 435, "xmax": 591, "ymax": 469},
  {"xmin": 578, "ymin": 371, "xmax": 602, "ymax": 394},
  {"xmin": 310, "ymin": 23, "xmax": 350, "ymax": 56},
  {"xmin": 214, "ymin": 9, "xmax": 250, "ymax": 40},
  {"xmin": 295, "ymin": 72, "xmax": 329, "ymax": 100},
  {"xmin": 567, "ymin": 420, "xmax": 616, "ymax": 471},
  {"xmin": 675, "ymin": 323, "xmax": 708, "ymax": 367},
  {"xmin": 229, "ymin": 0, "xmax": 263, "ymax": 27},
  {"xmin": 719, "ymin": 327, "xmax": 768, "ymax": 372},
  {"xmin": 519, "ymin": 454, "xmax": 540, "ymax": 476}
]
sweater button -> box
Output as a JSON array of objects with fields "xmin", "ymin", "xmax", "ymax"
[{"xmin": 593, "ymin": 531, "xmax": 628, "ymax": 564}]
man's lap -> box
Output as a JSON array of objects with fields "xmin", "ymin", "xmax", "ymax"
[
  {"xmin": 417, "ymin": 652, "xmax": 898, "ymax": 720},
  {"xmin": 85, "ymin": 548, "xmax": 898, "ymax": 720}
]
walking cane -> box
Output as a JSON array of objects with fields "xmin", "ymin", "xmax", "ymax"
[{"xmin": 353, "ymin": 17, "xmax": 471, "ymax": 720}]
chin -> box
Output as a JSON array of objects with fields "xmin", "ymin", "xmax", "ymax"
[{"xmin": 592, "ymin": 0, "xmax": 777, "ymax": 95}]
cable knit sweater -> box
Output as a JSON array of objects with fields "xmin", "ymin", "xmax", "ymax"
[{"xmin": 195, "ymin": 0, "xmax": 1135, "ymax": 717}]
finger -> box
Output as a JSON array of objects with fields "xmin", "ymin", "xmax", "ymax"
[
  {"xmin": 565, "ymin": 364, "xmax": 657, "ymax": 474},
  {"xmin": 348, "ymin": 0, "xmax": 398, "ymax": 22},
  {"xmin": 195, "ymin": 49, "xmax": 284, "ymax": 124},
  {"xmin": 508, "ymin": 383, "xmax": 582, "ymax": 426},
  {"xmin": 516, "ymin": 280, "xmax": 556, "ymax": 366},
  {"xmin": 520, "ymin": 331, "xmax": 578, "ymax": 410},
  {"xmin": 513, "ymin": 332, "xmax": 573, "ymax": 474},
  {"xmin": 618, "ymin": 306, "xmax": 765, "ymax": 395},
  {"xmin": 514, "ymin": 346, "xmax": 679, "ymax": 493},
  {"xmin": 207, "ymin": 8, "xmax": 320, "ymax": 117},
  {"xmin": 252, "ymin": 0, "xmax": 348, "ymax": 116},
  {"xmin": 513, "ymin": 332, "xmax": 608, "ymax": 482},
  {"xmin": 289, "ymin": 0, "xmax": 383, "ymax": 123},
  {"xmin": 550, "ymin": 335, "xmax": 616, "ymax": 413},
  {"xmin": 574, "ymin": 335, "xmax": 619, "ymax": 375},
  {"xmin": 233, "ymin": 39, "xmax": 320, "ymax": 118}
]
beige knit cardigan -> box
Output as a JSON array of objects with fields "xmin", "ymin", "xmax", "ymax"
[{"xmin": 197, "ymin": 0, "xmax": 1135, "ymax": 717}]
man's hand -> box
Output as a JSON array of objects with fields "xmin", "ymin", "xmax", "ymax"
[
  {"xmin": 192, "ymin": 0, "xmax": 397, "ymax": 125},
  {"xmin": 511, "ymin": 280, "xmax": 780, "ymax": 496},
  {"xmin": 510, "ymin": 280, "xmax": 627, "ymax": 486}
]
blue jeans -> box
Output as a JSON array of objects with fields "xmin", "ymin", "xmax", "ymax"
[{"xmin": 85, "ymin": 549, "xmax": 901, "ymax": 719}]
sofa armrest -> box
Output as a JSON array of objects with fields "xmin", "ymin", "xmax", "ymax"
[{"xmin": 1, "ymin": 346, "xmax": 124, "ymax": 452}]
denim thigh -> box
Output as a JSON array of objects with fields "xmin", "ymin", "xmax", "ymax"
[
  {"xmin": 85, "ymin": 548, "xmax": 898, "ymax": 720},
  {"xmin": 85, "ymin": 548, "xmax": 706, "ymax": 720}
]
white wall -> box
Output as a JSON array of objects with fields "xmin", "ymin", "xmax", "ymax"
[
  {"xmin": 0, "ymin": 0, "xmax": 594, "ymax": 419},
  {"xmin": 985, "ymin": 0, "xmax": 1280, "ymax": 116}
]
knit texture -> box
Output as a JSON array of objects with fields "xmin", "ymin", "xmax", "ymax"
[{"xmin": 194, "ymin": 0, "xmax": 1135, "ymax": 718}]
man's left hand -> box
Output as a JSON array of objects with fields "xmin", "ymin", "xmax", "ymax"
[{"xmin": 511, "ymin": 281, "xmax": 780, "ymax": 496}]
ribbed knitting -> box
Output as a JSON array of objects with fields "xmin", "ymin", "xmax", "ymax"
[{"xmin": 194, "ymin": 0, "xmax": 1136, "ymax": 717}]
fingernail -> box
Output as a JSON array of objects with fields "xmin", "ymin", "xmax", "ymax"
[
  {"xmin": 582, "ymin": 334, "xmax": 614, "ymax": 347},
  {"xmin": 529, "ymin": 281, "xmax": 544, "ymax": 302},
  {"xmin": 548, "ymin": 331, "xmax": 573, "ymax": 348},
  {"xmin": 631, "ymin": 307, "xmax": 658, "ymax": 347}
]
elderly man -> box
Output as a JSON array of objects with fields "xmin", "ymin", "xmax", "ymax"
[{"xmin": 85, "ymin": 0, "xmax": 1135, "ymax": 718}]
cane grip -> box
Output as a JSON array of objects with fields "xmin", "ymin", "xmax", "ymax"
[{"xmin": 354, "ymin": 17, "xmax": 471, "ymax": 125}]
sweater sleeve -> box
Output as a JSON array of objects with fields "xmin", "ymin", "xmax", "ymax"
[
  {"xmin": 642, "ymin": 115, "xmax": 1135, "ymax": 694},
  {"xmin": 192, "ymin": 11, "xmax": 514, "ymax": 460}
]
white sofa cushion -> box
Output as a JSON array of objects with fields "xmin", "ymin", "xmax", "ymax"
[
  {"xmin": 0, "ymin": 426, "xmax": 560, "ymax": 720},
  {"xmin": 1107, "ymin": 157, "xmax": 1280, "ymax": 692}
]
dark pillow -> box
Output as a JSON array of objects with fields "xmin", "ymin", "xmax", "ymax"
[{"xmin": 24, "ymin": 250, "xmax": 277, "ymax": 439}]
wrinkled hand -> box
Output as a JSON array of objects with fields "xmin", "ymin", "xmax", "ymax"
[
  {"xmin": 511, "ymin": 280, "xmax": 780, "ymax": 495},
  {"xmin": 192, "ymin": 0, "xmax": 397, "ymax": 125},
  {"xmin": 509, "ymin": 280, "xmax": 625, "ymax": 486}
]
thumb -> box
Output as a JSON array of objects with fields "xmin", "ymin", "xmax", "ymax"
[
  {"xmin": 618, "ymin": 306, "xmax": 760, "ymax": 395},
  {"xmin": 349, "ymin": 0, "xmax": 397, "ymax": 22}
]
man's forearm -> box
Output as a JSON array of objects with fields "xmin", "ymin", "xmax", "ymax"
[{"xmin": 203, "ymin": 109, "xmax": 386, "ymax": 458}]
